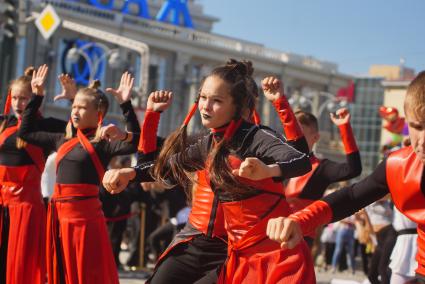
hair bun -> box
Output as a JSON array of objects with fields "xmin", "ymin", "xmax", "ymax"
[
  {"xmin": 89, "ymin": 79, "xmax": 101, "ymax": 90},
  {"xmin": 226, "ymin": 59, "xmax": 254, "ymax": 77},
  {"xmin": 24, "ymin": 66, "xmax": 35, "ymax": 77}
]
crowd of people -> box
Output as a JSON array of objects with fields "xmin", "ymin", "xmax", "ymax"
[{"xmin": 0, "ymin": 58, "xmax": 423, "ymax": 284}]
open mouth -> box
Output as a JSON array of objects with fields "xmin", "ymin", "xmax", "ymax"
[
  {"xmin": 15, "ymin": 110, "xmax": 23, "ymax": 114},
  {"xmin": 201, "ymin": 113, "xmax": 211, "ymax": 119}
]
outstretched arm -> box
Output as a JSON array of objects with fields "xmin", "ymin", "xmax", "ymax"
[
  {"xmin": 267, "ymin": 160, "xmax": 389, "ymax": 247},
  {"xmin": 262, "ymin": 76, "xmax": 309, "ymax": 155}
]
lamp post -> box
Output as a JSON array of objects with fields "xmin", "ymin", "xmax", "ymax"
[
  {"xmin": 66, "ymin": 41, "xmax": 122, "ymax": 83},
  {"xmin": 288, "ymin": 90, "xmax": 348, "ymax": 118}
]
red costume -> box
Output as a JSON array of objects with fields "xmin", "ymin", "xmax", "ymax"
[
  {"xmin": 0, "ymin": 122, "xmax": 46, "ymax": 284},
  {"xmin": 0, "ymin": 92, "xmax": 66, "ymax": 284},
  {"xmin": 289, "ymin": 145, "xmax": 425, "ymax": 278},
  {"xmin": 19, "ymin": 95, "xmax": 139, "ymax": 284},
  {"xmin": 136, "ymin": 94, "xmax": 315, "ymax": 283},
  {"xmin": 46, "ymin": 130, "xmax": 118, "ymax": 284}
]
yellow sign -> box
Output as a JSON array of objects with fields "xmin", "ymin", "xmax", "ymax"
[{"xmin": 35, "ymin": 5, "xmax": 61, "ymax": 40}]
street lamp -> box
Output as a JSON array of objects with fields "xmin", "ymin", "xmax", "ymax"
[
  {"xmin": 288, "ymin": 90, "xmax": 348, "ymax": 118},
  {"xmin": 66, "ymin": 41, "xmax": 122, "ymax": 83}
]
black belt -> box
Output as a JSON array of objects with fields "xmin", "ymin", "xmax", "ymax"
[
  {"xmin": 397, "ymin": 228, "xmax": 417, "ymax": 236},
  {"xmin": 51, "ymin": 195, "xmax": 98, "ymax": 203}
]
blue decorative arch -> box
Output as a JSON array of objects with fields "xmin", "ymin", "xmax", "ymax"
[
  {"xmin": 122, "ymin": 0, "xmax": 150, "ymax": 18},
  {"xmin": 156, "ymin": 0, "xmax": 194, "ymax": 28}
]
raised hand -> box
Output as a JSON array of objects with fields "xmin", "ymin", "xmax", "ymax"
[
  {"xmin": 231, "ymin": 157, "xmax": 281, "ymax": 180},
  {"xmin": 54, "ymin": 74, "xmax": 77, "ymax": 101},
  {"xmin": 330, "ymin": 108, "xmax": 350, "ymax": 126},
  {"xmin": 100, "ymin": 124, "xmax": 127, "ymax": 142},
  {"xmin": 262, "ymin": 76, "xmax": 284, "ymax": 102},
  {"xmin": 146, "ymin": 90, "xmax": 173, "ymax": 112},
  {"xmin": 31, "ymin": 64, "xmax": 49, "ymax": 96},
  {"xmin": 106, "ymin": 71, "xmax": 134, "ymax": 104},
  {"xmin": 102, "ymin": 168, "xmax": 136, "ymax": 194},
  {"xmin": 266, "ymin": 217, "xmax": 303, "ymax": 249}
]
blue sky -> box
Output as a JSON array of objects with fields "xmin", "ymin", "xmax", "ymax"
[{"xmin": 200, "ymin": 0, "xmax": 425, "ymax": 76}]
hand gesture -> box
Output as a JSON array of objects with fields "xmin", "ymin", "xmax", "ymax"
[
  {"xmin": 330, "ymin": 108, "xmax": 350, "ymax": 126},
  {"xmin": 100, "ymin": 124, "xmax": 126, "ymax": 142},
  {"xmin": 231, "ymin": 157, "xmax": 277, "ymax": 180},
  {"xmin": 54, "ymin": 74, "xmax": 77, "ymax": 101},
  {"xmin": 31, "ymin": 64, "xmax": 49, "ymax": 96},
  {"xmin": 266, "ymin": 217, "xmax": 303, "ymax": 249},
  {"xmin": 106, "ymin": 71, "xmax": 134, "ymax": 104},
  {"xmin": 146, "ymin": 90, "xmax": 173, "ymax": 112},
  {"xmin": 102, "ymin": 168, "xmax": 135, "ymax": 194},
  {"xmin": 262, "ymin": 76, "xmax": 284, "ymax": 102}
]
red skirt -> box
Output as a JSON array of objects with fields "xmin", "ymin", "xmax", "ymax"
[
  {"xmin": 0, "ymin": 165, "xmax": 46, "ymax": 284},
  {"xmin": 218, "ymin": 196, "xmax": 316, "ymax": 284},
  {"xmin": 47, "ymin": 183, "xmax": 119, "ymax": 284}
]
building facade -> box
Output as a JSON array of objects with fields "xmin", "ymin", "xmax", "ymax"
[{"xmin": 3, "ymin": 0, "xmax": 352, "ymax": 144}]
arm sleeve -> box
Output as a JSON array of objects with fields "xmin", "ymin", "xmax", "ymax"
[
  {"xmin": 103, "ymin": 102, "xmax": 141, "ymax": 155},
  {"xmin": 133, "ymin": 135, "xmax": 208, "ymax": 183},
  {"xmin": 315, "ymin": 122, "xmax": 362, "ymax": 183},
  {"xmin": 252, "ymin": 127, "xmax": 312, "ymax": 179},
  {"xmin": 121, "ymin": 101, "xmax": 141, "ymax": 133},
  {"xmin": 137, "ymin": 110, "xmax": 161, "ymax": 165},
  {"xmin": 290, "ymin": 159, "xmax": 390, "ymax": 235},
  {"xmin": 318, "ymin": 152, "xmax": 362, "ymax": 183},
  {"xmin": 272, "ymin": 96, "xmax": 304, "ymax": 141},
  {"xmin": 18, "ymin": 95, "xmax": 63, "ymax": 151},
  {"xmin": 322, "ymin": 160, "xmax": 389, "ymax": 222}
]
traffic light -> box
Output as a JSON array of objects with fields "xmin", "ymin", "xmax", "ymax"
[{"xmin": 0, "ymin": 0, "xmax": 17, "ymax": 38}]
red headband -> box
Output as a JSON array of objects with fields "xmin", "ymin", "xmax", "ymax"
[
  {"xmin": 252, "ymin": 109, "xmax": 261, "ymax": 125},
  {"xmin": 183, "ymin": 101, "xmax": 198, "ymax": 126}
]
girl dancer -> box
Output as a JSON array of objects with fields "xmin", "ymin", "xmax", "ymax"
[
  {"xmin": 18, "ymin": 70, "xmax": 140, "ymax": 284},
  {"xmin": 104, "ymin": 59, "xmax": 316, "ymax": 283},
  {"xmin": 0, "ymin": 66, "xmax": 72, "ymax": 284}
]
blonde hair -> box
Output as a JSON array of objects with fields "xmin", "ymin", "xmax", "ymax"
[
  {"xmin": 405, "ymin": 71, "xmax": 425, "ymax": 120},
  {"xmin": 1, "ymin": 67, "xmax": 36, "ymax": 149},
  {"xmin": 65, "ymin": 80, "xmax": 109, "ymax": 142}
]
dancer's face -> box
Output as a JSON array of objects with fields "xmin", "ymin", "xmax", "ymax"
[
  {"xmin": 71, "ymin": 94, "xmax": 99, "ymax": 129},
  {"xmin": 10, "ymin": 85, "xmax": 31, "ymax": 118},
  {"xmin": 406, "ymin": 108, "xmax": 425, "ymax": 163},
  {"xmin": 198, "ymin": 76, "xmax": 236, "ymax": 129}
]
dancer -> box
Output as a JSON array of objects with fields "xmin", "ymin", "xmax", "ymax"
[
  {"xmin": 18, "ymin": 70, "xmax": 140, "ymax": 284},
  {"xmin": 104, "ymin": 73, "xmax": 308, "ymax": 283},
  {"xmin": 104, "ymin": 59, "xmax": 316, "ymax": 283},
  {"xmin": 267, "ymin": 70, "xmax": 425, "ymax": 281},
  {"xmin": 0, "ymin": 66, "xmax": 73, "ymax": 284}
]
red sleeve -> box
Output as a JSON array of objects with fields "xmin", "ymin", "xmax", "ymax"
[
  {"xmin": 138, "ymin": 110, "xmax": 160, "ymax": 153},
  {"xmin": 272, "ymin": 96, "xmax": 304, "ymax": 141},
  {"xmin": 288, "ymin": 200, "xmax": 333, "ymax": 236},
  {"xmin": 338, "ymin": 123, "xmax": 358, "ymax": 154}
]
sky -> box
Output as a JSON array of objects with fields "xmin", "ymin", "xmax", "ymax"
[{"xmin": 199, "ymin": 0, "xmax": 425, "ymax": 76}]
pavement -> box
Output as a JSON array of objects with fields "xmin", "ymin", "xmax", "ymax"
[
  {"xmin": 117, "ymin": 250, "xmax": 369, "ymax": 284},
  {"xmin": 117, "ymin": 267, "xmax": 368, "ymax": 284}
]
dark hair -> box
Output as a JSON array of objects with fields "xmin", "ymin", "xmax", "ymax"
[
  {"xmin": 295, "ymin": 110, "xmax": 319, "ymax": 132},
  {"xmin": 152, "ymin": 59, "xmax": 257, "ymax": 195}
]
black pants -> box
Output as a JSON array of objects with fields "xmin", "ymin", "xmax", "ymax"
[
  {"xmin": 148, "ymin": 235, "xmax": 227, "ymax": 284},
  {"xmin": 368, "ymin": 225, "xmax": 397, "ymax": 284},
  {"xmin": 107, "ymin": 219, "xmax": 128, "ymax": 268}
]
